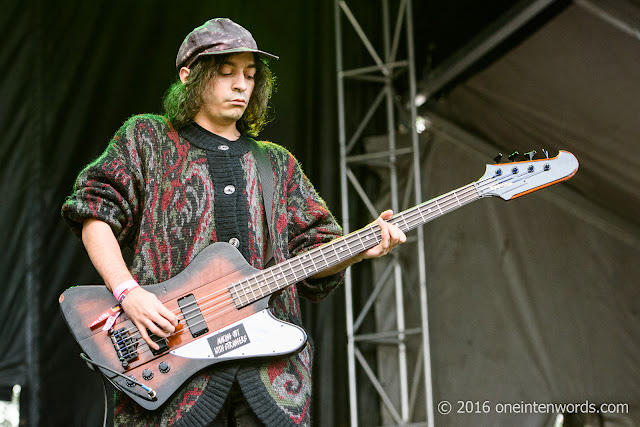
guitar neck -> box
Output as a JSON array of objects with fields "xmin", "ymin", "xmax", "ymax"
[{"xmin": 230, "ymin": 182, "xmax": 480, "ymax": 308}]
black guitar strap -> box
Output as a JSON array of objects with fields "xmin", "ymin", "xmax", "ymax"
[{"xmin": 249, "ymin": 140, "xmax": 276, "ymax": 268}]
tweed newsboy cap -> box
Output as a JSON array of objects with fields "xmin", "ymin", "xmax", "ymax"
[{"xmin": 176, "ymin": 18, "xmax": 278, "ymax": 69}]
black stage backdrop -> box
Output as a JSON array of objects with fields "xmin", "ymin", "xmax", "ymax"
[{"xmin": 1, "ymin": 1, "xmax": 358, "ymax": 426}]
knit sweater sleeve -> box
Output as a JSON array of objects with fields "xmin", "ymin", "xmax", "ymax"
[
  {"xmin": 61, "ymin": 116, "xmax": 144, "ymax": 247},
  {"xmin": 280, "ymin": 150, "xmax": 345, "ymax": 302}
]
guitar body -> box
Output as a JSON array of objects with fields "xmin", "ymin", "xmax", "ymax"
[{"xmin": 59, "ymin": 243, "xmax": 307, "ymax": 410}]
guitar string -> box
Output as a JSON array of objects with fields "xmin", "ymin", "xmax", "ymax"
[
  {"xmin": 113, "ymin": 167, "xmax": 522, "ymax": 350},
  {"xmin": 114, "ymin": 285, "xmax": 235, "ymax": 351},
  {"xmin": 224, "ymin": 164, "xmax": 551, "ymax": 305},
  {"xmin": 112, "ymin": 165, "xmax": 551, "ymax": 359},
  {"xmin": 123, "ymin": 165, "xmax": 553, "ymax": 358},
  {"xmin": 113, "ymin": 178, "xmax": 487, "ymax": 356},
  {"xmin": 140, "ymin": 163, "xmax": 538, "ymax": 332},
  {"xmin": 224, "ymin": 181, "xmax": 483, "ymax": 303},
  {"xmin": 115, "ymin": 188, "xmax": 476, "ymax": 358},
  {"xmin": 119, "ymin": 300, "xmax": 241, "ymax": 359},
  {"xmin": 113, "ymin": 281, "xmax": 248, "ymax": 356}
]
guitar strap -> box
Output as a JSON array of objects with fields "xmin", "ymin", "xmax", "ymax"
[{"xmin": 249, "ymin": 140, "xmax": 276, "ymax": 268}]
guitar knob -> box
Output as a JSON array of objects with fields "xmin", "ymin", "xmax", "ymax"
[
  {"xmin": 524, "ymin": 150, "xmax": 537, "ymax": 161},
  {"xmin": 542, "ymin": 148, "xmax": 549, "ymax": 159},
  {"xmin": 159, "ymin": 361, "xmax": 171, "ymax": 374},
  {"xmin": 142, "ymin": 369, "xmax": 154, "ymax": 380},
  {"xmin": 508, "ymin": 151, "xmax": 520, "ymax": 162},
  {"xmin": 493, "ymin": 153, "xmax": 503, "ymax": 164}
]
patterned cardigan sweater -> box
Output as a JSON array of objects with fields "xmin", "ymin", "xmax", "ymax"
[{"xmin": 61, "ymin": 114, "xmax": 344, "ymax": 426}]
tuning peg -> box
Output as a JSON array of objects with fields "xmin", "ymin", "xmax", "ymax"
[
  {"xmin": 542, "ymin": 149, "xmax": 549, "ymax": 159},
  {"xmin": 524, "ymin": 150, "xmax": 537, "ymax": 161},
  {"xmin": 493, "ymin": 153, "xmax": 503, "ymax": 164},
  {"xmin": 508, "ymin": 151, "xmax": 520, "ymax": 162}
]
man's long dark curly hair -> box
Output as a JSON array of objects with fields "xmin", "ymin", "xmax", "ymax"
[{"xmin": 163, "ymin": 53, "xmax": 275, "ymax": 137}]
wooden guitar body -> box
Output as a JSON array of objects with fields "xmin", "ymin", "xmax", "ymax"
[{"xmin": 59, "ymin": 243, "xmax": 307, "ymax": 410}]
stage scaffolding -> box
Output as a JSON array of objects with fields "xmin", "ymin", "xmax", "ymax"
[{"xmin": 334, "ymin": 1, "xmax": 433, "ymax": 425}]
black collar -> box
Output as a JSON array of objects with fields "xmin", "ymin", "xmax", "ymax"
[{"xmin": 180, "ymin": 122, "xmax": 251, "ymax": 155}]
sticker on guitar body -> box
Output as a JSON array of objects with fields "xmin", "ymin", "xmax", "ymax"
[
  {"xmin": 209, "ymin": 324, "xmax": 251, "ymax": 357},
  {"xmin": 169, "ymin": 309, "xmax": 307, "ymax": 361}
]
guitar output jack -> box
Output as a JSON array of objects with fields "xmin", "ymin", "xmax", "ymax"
[{"xmin": 126, "ymin": 376, "xmax": 137, "ymax": 388}]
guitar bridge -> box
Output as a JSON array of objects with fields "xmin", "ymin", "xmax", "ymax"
[{"xmin": 110, "ymin": 327, "xmax": 138, "ymax": 369}]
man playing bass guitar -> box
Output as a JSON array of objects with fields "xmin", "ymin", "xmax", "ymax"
[{"xmin": 61, "ymin": 18, "xmax": 405, "ymax": 427}]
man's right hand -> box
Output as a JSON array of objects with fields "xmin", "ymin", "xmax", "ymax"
[
  {"xmin": 120, "ymin": 287, "xmax": 179, "ymax": 350},
  {"xmin": 81, "ymin": 218, "xmax": 179, "ymax": 350}
]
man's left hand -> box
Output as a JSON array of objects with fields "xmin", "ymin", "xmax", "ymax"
[{"xmin": 359, "ymin": 209, "xmax": 407, "ymax": 260}]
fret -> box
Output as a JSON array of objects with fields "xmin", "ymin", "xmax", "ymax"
[
  {"xmin": 437, "ymin": 195, "xmax": 450, "ymax": 214},
  {"xmin": 417, "ymin": 204, "xmax": 426, "ymax": 223},
  {"xmin": 356, "ymin": 233, "xmax": 365, "ymax": 253},
  {"xmin": 307, "ymin": 251, "xmax": 319, "ymax": 274},
  {"xmin": 276, "ymin": 265, "xmax": 287, "ymax": 289},
  {"xmin": 279, "ymin": 260, "xmax": 296, "ymax": 283},
  {"xmin": 251, "ymin": 276, "xmax": 261, "ymax": 298},
  {"xmin": 288, "ymin": 260, "xmax": 298, "ymax": 283},
  {"xmin": 411, "ymin": 206, "xmax": 422, "ymax": 227},
  {"xmin": 272, "ymin": 265, "xmax": 284, "ymax": 290},
  {"xmin": 332, "ymin": 244, "xmax": 341, "ymax": 265},
  {"xmin": 331, "ymin": 244, "xmax": 342, "ymax": 263},
  {"xmin": 434, "ymin": 199, "xmax": 443, "ymax": 216},
  {"xmin": 254, "ymin": 272, "xmax": 264, "ymax": 298},
  {"xmin": 229, "ymin": 284, "xmax": 240, "ymax": 306},
  {"xmin": 319, "ymin": 247, "xmax": 330, "ymax": 270},
  {"xmin": 265, "ymin": 268, "xmax": 278, "ymax": 295},
  {"xmin": 295, "ymin": 256, "xmax": 306, "ymax": 280},
  {"xmin": 266, "ymin": 273, "xmax": 274, "ymax": 293},
  {"xmin": 304, "ymin": 254, "xmax": 314, "ymax": 275},
  {"xmin": 234, "ymin": 281, "xmax": 244, "ymax": 303},
  {"xmin": 281, "ymin": 264, "xmax": 291, "ymax": 287},
  {"xmin": 238, "ymin": 281, "xmax": 250, "ymax": 305},
  {"xmin": 346, "ymin": 243, "xmax": 354, "ymax": 257},
  {"xmin": 236, "ymin": 280, "xmax": 247, "ymax": 305},
  {"xmin": 249, "ymin": 276, "xmax": 258, "ymax": 301},
  {"xmin": 453, "ymin": 190, "xmax": 462, "ymax": 207},
  {"xmin": 369, "ymin": 226, "xmax": 379, "ymax": 247}
]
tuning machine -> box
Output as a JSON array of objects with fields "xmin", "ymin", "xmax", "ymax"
[{"xmin": 508, "ymin": 151, "xmax": 520, "ymax": 162}]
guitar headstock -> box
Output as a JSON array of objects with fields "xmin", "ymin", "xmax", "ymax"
[{"xmin": 476, "ymin": 150, "xmax": 579, "ymax": 200}]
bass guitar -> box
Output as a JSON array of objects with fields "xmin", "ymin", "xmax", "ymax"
[{"xmin": 59, "ymin": 150, "xmax": 578, "ymax": 410}]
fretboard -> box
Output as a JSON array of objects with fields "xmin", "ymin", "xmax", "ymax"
[{"xmin": 229, "ymin": 182, "xmax": 480, "ymax": 308}]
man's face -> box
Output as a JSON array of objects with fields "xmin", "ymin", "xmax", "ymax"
[{"xmin": 197, "ymin": 52, "xmax": 257, "ymax": 130}]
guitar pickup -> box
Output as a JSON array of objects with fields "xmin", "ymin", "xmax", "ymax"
[
  {"xmin": 177, "ymin": 294, "xmax": 209, "ymax": 338},
  {"xmin": 148, "ymin": 331, "xmax": 170, "ymax": 356}
]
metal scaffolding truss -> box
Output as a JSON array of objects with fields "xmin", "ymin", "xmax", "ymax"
[{"xmin": 334, "ymin": 1, "xmax": 433, "ymax": 425}]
